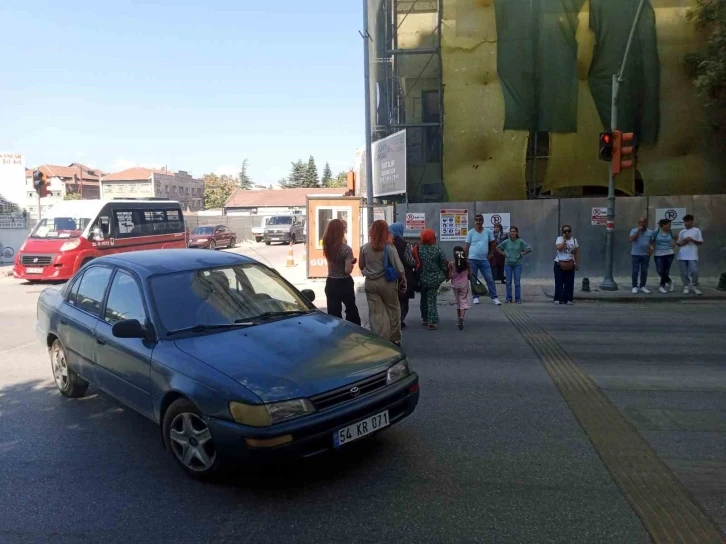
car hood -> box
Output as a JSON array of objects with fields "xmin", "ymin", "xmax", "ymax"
[{"xmin": 173, "ymin": 313, "xmax": 402, "ymax": 402}]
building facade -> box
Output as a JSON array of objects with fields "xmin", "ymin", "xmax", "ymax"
[
  {"xmin": 100, "ymin": 167, "xmax": 203, "ymax": 211},
  {"xmin": 23, "ymin": 164, "xmax": 102, "ymax": 221},
  {"xmin": 365, "ymin": 0, "xmax": 723, "ymax": 202}
]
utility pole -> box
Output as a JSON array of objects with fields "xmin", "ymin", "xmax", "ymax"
[
  {"xmin": 361, "ymin": 0, "xmax": 375, "ymax": 226},
  {"xmin": 600, "ymin": 0, "xmax": 647, "ymax": 291}
]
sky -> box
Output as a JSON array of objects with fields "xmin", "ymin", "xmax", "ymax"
[{"xmin": 0, "ymin": 0, "xmax": 364, "ymax": 185}]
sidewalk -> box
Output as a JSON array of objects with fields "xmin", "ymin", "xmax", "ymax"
[{"xmin": 540, "ymin": 276, "xmax": 726, "ymax": 302}]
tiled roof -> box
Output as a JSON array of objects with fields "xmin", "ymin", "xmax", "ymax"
[
  {"xmin": 25, "ymin": 164, "xmax": 100, "ymax": 183},
  {"xmin": 101, "ymin": 167, "xmax": 172, "ymax": 182},
  {"xmin": 224, "ymin": 187, "xmax": 348, "ymax": 208}
]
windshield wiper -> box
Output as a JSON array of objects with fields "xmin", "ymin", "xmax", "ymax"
[
  {"xmin": 167, "ymin": 322, "xmax": 254, "ymax": 336},
  {"xmin": 246, "ymin": 309, "xmax": 315, "ymax": 322}
]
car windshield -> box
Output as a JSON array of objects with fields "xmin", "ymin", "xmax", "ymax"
[
  {"xmin": 30, "ymin": 216, "xmax": 92, "ymax": 239},
  {"xmin": 150, "ymin": 264, "xmax": 315, "ymax": 333},
  {"xmin": 192, "ymin": 227, "xmax": 214, "ymax": 235},
  {"xmin": 269, "ymin": 216, "xmax": 292, "ymax": 225}
]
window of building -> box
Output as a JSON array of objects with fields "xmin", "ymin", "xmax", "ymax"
[
  {"xmin": 117, "ymin": 185, "xmax": 126, "ymax": 192},
  {"xmin": 128, "ymin": 184, "xmax": 137, "ymax": 193},
  {"xmin": 315, "ymin": 207, "xmax": 351, "ymax": 249},
  {"xmin": 106, "ymin": 185, "xmax": 114, "ymax": 193}
]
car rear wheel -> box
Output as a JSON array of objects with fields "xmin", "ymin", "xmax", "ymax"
[
  {"xmin": 229, "ymin": 237, "xmax": 236, "ymax": 248},
  {"xmin": 50, "ymin": 339, "xmax": 89, "ymax": 398},
  {"xmin": 209, "ymin": 240, "xmax": 216, "ymax": 250},
  {"xmin": 162, "ymin": 398, "xmax": 220, "ymax": 478},
  {"xmin": 265, "ymin": 241, "xmax": 271, "ymax": 246}
]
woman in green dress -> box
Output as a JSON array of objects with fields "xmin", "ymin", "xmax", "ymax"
[{"xmin": 416, "ymin": 228, "xmax": 449, "ymax": 330}]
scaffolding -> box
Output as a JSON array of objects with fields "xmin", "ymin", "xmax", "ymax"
[{"xmin": 367, "ymin": 0, "xmax": 443, "ymax": 202}]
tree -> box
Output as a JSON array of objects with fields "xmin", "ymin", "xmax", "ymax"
[
  {"xmin": 326, "ymin": 171, "xmax": 349, "ymax": 188},
  {"xmin": 303, "ymin": 155, "xmax": 319, "ymax": 188},
  {"xmin": 321, "ymin": 162, "xmax": 333, "ymax": 187},
  {"xmin": 238, "ymin": 159, "xmax": 253, "ymax": 190},
  {"xmin": 285, "ymin": 160, "xmax": 307, "ymax": 188},
  {"xmin": 203, "ymin": 173, "xmax": 237, "ymax": 209},
  {"xmin": 64, "ymin": 193, "xmax": 82, "ymax": 200},
  {"xmin": 686, "ymin": 0, "xmax": 726, "ymax": 130}
]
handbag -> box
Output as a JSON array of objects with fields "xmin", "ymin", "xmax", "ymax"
[
  {"xmin": 471, "ymin": 278, "xmax": 488, "ymax": 296},
  {"xmin": 383, "ymin": 245, "xmax": 399, "ymax": 282},
  {"xmin": 558, "ymin": 259, "xmax": 575, "ymax": 272}
]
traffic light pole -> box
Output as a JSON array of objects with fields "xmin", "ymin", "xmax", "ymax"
[{"xmin": 600, "ymin": 0, "xmax": 647, "ymax": 291}]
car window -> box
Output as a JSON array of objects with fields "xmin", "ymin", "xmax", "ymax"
[
  {"xmin": 75, "ymin": 267, "xmax": 113, "ymax": 317},
  {"xmin": 105, "ymin": 271, "xmax": 147, "ymax": 325},
  {"xmin": 66, "ymin": 272, "xmax": 85, "ymax": 307}
]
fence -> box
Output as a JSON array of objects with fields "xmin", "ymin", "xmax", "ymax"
[
  {"xmin": 0, "ymin": 214, "xmax": 30, "ymax": 266},
  {"xmin": 396, "ymin": 195, "xmax": 726, "ymax": 280},
  {"xmin": 185, "ymin": 215, "xmax": 261, "ymax": 243}
]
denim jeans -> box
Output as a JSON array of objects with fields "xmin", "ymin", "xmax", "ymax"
[
  {"xmin": 469, "ymin": 259, "xmax": 498, "ymax": 300},
  {"xmin": 505, "ymin": 264, "xmax": 522, "ymax": 302},
  {"xmin": 553, "ymin": 262, "xmax": 575, "ymax": 303},
  {"xmin": 654, "ymin": 254, "xmax": 674, "ymax": 287},
  {"xmin": 679, "ymin": 260, "xmax": 699, "ymax": 286},
  {"xmin": 631, "ymin": 254, "xmax": 650, "ymax": 288}
]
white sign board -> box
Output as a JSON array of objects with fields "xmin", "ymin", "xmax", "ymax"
[
  {"xmin": 655, "ymin": 208, "xmax": 687, "ymax": 230},
  {"xmin": 591, "ymin": 207, "xmax": 608, "ymax": 225},
  {"xmin": 0, "ymin": 152, "xmax": 26, "ymax": 211},
  {"xmin": 405, "ymin": 212, "xmax": 425, "ymax": 231},
  {"xmin": 372, "ymin": 130, "xmax": 407, "ymax": 197},
  {"xmin": 440, "ymin": 209, "xmax": 469, "ymax": 241},
  {"xmin": 483, "ymin": 213, "xmax": 510, "ymax": 232}
]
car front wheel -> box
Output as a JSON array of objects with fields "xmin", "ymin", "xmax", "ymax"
[
  {"xmin": 162, "ymin": 398, "xmax": 220, "ymax": 478},
  {"xmin": 209, "ymin": 240, "xmax": 216, "ymax": 250},
  {"xmin": 50, "ymin": 339, "xmax": 89, "ymax": 398}
]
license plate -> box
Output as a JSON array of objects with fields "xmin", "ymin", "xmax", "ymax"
[
  {"xmin": 26, "ymin": 267, "xmax": 44, "ymax": 274},
  {"xmin": 333, "ymin": 410, "xmax": 389, "ymax": 448}
]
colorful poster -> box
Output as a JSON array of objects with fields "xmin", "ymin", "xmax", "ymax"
[
  {"xmin": 440, "ymin": 209, "xmax": 468, "ymax": 241},
  {"xmin": 405, "ymin": 212, "xmax": 425, "ymax": 231},
  {"xmin": 591, "ymin": 207, "xmax": 608, "ymax": 225}
]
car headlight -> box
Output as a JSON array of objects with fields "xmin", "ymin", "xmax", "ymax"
[
  {"xmin": 229, "ymin": 399, "xmax": 315, "ymax": 427},
  {"xmin": 60, "ymin": 239, "xmax": 81, "ymax": 252},
  {"xmin": 387, "ymin": 359, "xmax": 411, "ymax": 384}
]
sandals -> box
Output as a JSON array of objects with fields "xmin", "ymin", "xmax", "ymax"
[{"xmin": 428, "ymin": 324, "xmax": 437, "ymax": 330}]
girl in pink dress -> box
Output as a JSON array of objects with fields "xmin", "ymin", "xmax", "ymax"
[{"xmin": 449, "ymin": 246, "xmax": 472, "ymax": 330}]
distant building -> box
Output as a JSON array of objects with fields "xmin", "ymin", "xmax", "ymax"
[
  {"xmin": 223, "ymin": 187, "xmax": 348, "ymax": 216},
  {"xmin": 101, "ymin": 167, "xmax": 203, "ymax": 211},
  {"xmin": 23, "ymin": 163, "xmax": 103, "ymax": 221}
]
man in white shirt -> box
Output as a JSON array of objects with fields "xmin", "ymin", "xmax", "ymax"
[{"xmin": 677, "ymin": 215, "xmax": 704, "ymax": 295}]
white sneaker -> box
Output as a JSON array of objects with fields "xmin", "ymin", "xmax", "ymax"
[
  {"xmin": 473, "ymin": 296, "xmax": 480, "ymax": 305},
  {"xmin": 554, "ymin": 300, "xmax": 560, "ymax": 305},
  {"xmin": 683, "ymin": 286, "xmax": 689, "ymax": 294},
  {"xmin": 693, "ymin": 287, "xmax": 702, "ymax": 296},
  {"xmin": 668, "ymin": 282, "xmax": 675, "ymax": 293},
  {"xmin": 640, "ymin": 287, "xmax": 651, "ymax": 294},
  {"xmin": 566, "ymin": 301, "xmax": 574, "ymax": 305},
  {"xmin": 658, "ymin": 287, "xmax": 667, "ymax": 294},
  {"xmin": 632, "ymin": 287, "xmax": 639, "ymax": 294},
  {"xmin": 492, "ymin": 298, "xmax": 502, "ymax": 306}
]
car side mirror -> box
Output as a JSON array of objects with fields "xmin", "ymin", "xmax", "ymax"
[
  {"xmin": 300, "ymin": 289, "xmax": 316, "ymax": 303},
  {"xmin": 112, "ymin": 319, "xmax": 149, "ymax": 340}
]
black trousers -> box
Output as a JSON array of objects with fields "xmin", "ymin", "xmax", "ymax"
[
  {"xmin": 325, "ymin": 276, "xmax": 361, "ymax": 326},
  {"xmin": 553, "ymin": 262, "xmax": 575, "ymax": 303},
  {"xmin": 399, "ymin": 295, "xmax": 410, "ymax": 324}
]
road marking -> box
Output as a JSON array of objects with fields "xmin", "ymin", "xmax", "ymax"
[
  {"xmin": 0, "ymin": 342, "xmax": 36, "ymax": 354},
  {"xmin": 501, "ymin": 304, "xmax": 724, "ymax": 543}
]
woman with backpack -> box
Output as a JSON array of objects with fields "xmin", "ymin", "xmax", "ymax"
[{"xmin": 389, "ymin": 222, "xmax": 417, "ymax": 328}]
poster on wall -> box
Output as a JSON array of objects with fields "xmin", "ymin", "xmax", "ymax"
[
  {"xmin": 591, "ymin": 207, "xmax": 608, "ymax": 225},
  {"xmin": 483, "ymin": 213, "xmax": 510, "ymax": 232},
  {"xmin": 440, "ymin": 209, "xmax": 469, "ymax": 241},
  {"xmin": 405, "ymin": 212, "xmax": 425, "ymax": 231},
  {"xmin": 655, "ymin": 208, "xmax": 687, "ymax": 230},
  {"xmin": 372, "ymin": 130, "xmax": 407, "ymax": 197}
]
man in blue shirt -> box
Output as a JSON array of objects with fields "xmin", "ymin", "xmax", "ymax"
[
  {"xmin": 629, "ymin": 217, "xmax": 655, "ymax": 294},
  {"xmin": 465, "ymin": 214, "xmax": 501, "ymax": 305}
]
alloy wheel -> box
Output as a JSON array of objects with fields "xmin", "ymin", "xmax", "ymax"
[
  {"xmin": 168, "ymin": 413, "xmax": 217, "ymax": 472},
  {"xmin": 52, "ymin": 345, "xmax": 69, "ymax": 391}
]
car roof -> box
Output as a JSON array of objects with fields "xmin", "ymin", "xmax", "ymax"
[{"xmin": 97, "ymin": 249, "xmax": 257, "ymax": 276}]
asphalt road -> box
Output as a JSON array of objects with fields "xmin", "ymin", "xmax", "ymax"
[{"xmin": 0, "ymin": 269, "xmax": 723, "ymax": 543}]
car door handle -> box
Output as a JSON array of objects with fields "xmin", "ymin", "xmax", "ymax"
[{"xmin": 95, "ymin": 337, "xmax": 106, "ymax": 345}]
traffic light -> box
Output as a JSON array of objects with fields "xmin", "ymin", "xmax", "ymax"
[
  {"xmin": 598, "ymin": 132, "xmax": 613, "ymax": 161},
  {"xmin": 612, "ymin": 130, "xmax": 635, "ymax": 175},
  {"xmin": 33, "ymin": 170, "xmax": 50, "ymax": 198}
]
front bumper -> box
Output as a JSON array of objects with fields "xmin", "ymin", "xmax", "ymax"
[
  {"xmin": 14, "ymin": 256, "xmax": 77, "ymax": 281},
  {"xmin": 206, "ymin": 373, "xmax": 420, "ymax": 463},
  {"xmin": 263, "ymin": 232, "xmax": 292, "ymax": 243}
]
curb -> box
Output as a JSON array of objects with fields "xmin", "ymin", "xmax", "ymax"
[{"xmin": 541, "ymin": 286, "xmax": 726, "ymax": 303}]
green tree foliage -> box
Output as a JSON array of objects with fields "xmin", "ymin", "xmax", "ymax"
[
  {"xmin": 64, "ymin": 193, "xmax": 82, "ymax": 200},
  {"xmin": 303, "ymin": 155, "xmax": 319, "ymax": 188},
  {"xmin": 326, "ymin": 171, "xmax": 348, "ymax": 188},
  {"xmin": 321, "ymin": 162, "xmax": 333, "ymax": 187},
  {"xmin": 686, "ymin": 0, "xmax": 726, "ymax": 129},
  {"xmin": 238, "ymin": 159, "xmax": 253, "ymax": 190},
  {"xmin": 283, "ymin": 160, "xmax": 307, "ymax": 188},
  {"xmin": 203, "ymin": 173, "xmax": 237, "ymax": 209}
]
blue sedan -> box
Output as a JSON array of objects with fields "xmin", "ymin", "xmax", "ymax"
[{"xmin": 35, "ymin": 249, "xmax": 420, "ymax": 478}]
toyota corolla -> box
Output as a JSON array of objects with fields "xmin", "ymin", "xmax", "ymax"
[{"xmin": 35, "ymin": 249, "xmax": 420, "ymax": 478}]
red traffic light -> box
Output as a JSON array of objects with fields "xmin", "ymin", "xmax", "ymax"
[{"xmin": 599, "ymin": 132, "xmax": 614, "ymax": 161}]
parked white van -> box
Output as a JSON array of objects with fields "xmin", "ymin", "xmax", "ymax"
[{"xmin": 251, "ymin": 216, "xmax": 273, "ymax": 243}]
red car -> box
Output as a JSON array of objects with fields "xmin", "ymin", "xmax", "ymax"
[{"xmin": 188, "ymin": 225, "xmax": 237, "ymax": 250}]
